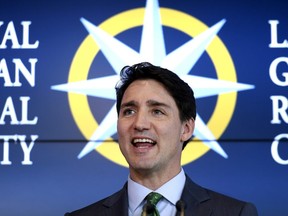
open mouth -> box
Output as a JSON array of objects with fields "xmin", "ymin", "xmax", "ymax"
[{"xmin": 132, "ymin": 138, "xmax": 156, "ymax": 148}]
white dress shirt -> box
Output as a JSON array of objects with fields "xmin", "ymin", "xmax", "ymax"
[{"xmin": 127, "ymin": 168, "xmax": 186, "ymax": 216}]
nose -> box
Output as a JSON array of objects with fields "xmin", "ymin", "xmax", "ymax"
[{"xmin": 134, "ymin": 112, "xmax": 150, "ymax": 131}]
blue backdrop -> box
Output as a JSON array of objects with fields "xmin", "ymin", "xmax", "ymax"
[{"xmin": 1, "ymin": 0, "xmax": 287, "ymax": 215}]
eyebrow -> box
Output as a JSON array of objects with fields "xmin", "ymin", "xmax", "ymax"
[
  {"xmin": 120, "ymin": 101, "xmax": 137, "ymax": 110},
  {"xmin": 146, "ymin": 100, "xmax": 170, "ymax": 109},
  {"xmin": 120, "ymin": 100, "xmax": 171, "ymax": 110}
]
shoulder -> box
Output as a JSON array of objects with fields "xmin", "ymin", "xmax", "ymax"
[
  {"xmin": 65, "ymin": 184, "xmax": 128, "ymax": 216},
  {"xmin": 183, "ymin": 176, "xmax": 258, "ymax": 216},
  {"xmin": 206, "ymin": 189, "xmax": 258, "ymax": 215}
]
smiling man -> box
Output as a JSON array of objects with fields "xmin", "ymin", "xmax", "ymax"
[{"xmin": 65, "ymin": 62, "xmax": 258, "ymax": 216}]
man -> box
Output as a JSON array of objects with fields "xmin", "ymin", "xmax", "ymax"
[{"xmin": 65, "ymin": 62, "xmax": 258, "ymax": 216}]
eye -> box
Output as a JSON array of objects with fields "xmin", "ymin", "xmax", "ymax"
[
  {"xmin": 152, "ymin": 109, "xmax": 164, "ymax": 116},
  {"xmin": 122, "ymin": 108, "xmax": 135, "ymax": 117}
]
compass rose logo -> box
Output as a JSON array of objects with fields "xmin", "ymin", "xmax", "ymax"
[{"xmin": 51, "ymin": 0, "xmax": 254, "ymax": 167}]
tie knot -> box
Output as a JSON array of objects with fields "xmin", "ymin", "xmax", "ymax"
[{"xmin": 146, "ymin": 192, "xmax": 162, "ymax": 206}]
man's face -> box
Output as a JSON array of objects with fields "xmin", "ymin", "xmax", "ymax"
[{"xmin": 117, "ymin": 79, "xmax": 194, "ymax": 177}]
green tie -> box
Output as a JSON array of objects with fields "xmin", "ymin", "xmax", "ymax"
[{"xmin": 143, "ymin": 192, "xmax": 163, "ymax": 216}]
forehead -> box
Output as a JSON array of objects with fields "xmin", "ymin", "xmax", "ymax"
[
  {"xmin": 123, "ymin": 79, "xmax": 176, "ymax": 103},
  {"xmin": 123, "ymin": 79, "xmax": 170, "ymax": 98}
]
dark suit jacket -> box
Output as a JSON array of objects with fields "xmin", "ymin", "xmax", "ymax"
[{"xmin": 65, "ymin": 175, "xmax": 258, "ymax": 216}]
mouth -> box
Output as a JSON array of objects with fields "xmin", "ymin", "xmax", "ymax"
[{"xmin": 131, "ymin": 138, "xmax": 156, "ymax": 148}]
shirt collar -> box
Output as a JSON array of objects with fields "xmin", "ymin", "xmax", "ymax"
[
  {"xmin": 127, "ymin": 168, "xmax": 186, "ymax": 213},
  {"xmin": 128, "ymin": 176, "xmax": 151, "ymax": 213},
  {"xmin": 155, "ymin": 168, "xmax": 186, "ymax": 205}
]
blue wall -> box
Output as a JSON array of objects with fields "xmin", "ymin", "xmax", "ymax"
[{"xmin": 0, "ymin": 0, "xmax": 287, "ymax": 215}]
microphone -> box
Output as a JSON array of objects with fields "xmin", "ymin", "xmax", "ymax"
[
  {"xmin": 176, "ymin": 200, "xmax": 186, "ymax": 216},
  {"xmin": 142, "ymin": 203, "xmax": 155, "ymax": 216}
]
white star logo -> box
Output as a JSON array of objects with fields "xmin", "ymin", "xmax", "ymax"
[{"xmin": 51, "ymin": 0, "xmax": 254, "ymax": 162}]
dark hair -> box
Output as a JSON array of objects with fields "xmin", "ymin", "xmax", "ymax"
[{"xmin": 115, "ymin": 62, "xmax": 196, "ymax": 149}]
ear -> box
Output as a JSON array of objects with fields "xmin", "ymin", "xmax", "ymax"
[{"xmin": 181, "ymin": 118, "xmax": 195, "ymax": 142}]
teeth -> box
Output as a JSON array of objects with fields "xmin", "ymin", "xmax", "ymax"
[{"xmin": 133, "ymin": 138, "xmax": 155, "ymax": 144}]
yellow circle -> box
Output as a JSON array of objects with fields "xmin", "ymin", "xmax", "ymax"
[{"xmin": 68, "ymin": 8, "xmax": 237, "ymax": 167}]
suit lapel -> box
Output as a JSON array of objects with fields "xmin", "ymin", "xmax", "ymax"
[
  {"xmin": 180, "ymin": 175, "xmax": 213, "ymax": 216},
  {"xmin": 102, "ymin": 183, "xmax": 129, "ymax": 216},
  {"xmin": 100, "ymin": 176, "xmax": 214, "ymax": 216}
]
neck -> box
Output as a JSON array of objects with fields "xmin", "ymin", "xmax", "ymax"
[{"xmin": 130, "ymin": 166, "xmax": 182, "ymax": 190}]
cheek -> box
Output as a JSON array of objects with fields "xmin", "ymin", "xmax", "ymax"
[
  {"xmin": 117, "ymin": 119, "xmax": 125, "ymax": 133},
  {"xmin": 159, "ymin": 124, "xmax": 182, "ymax": 141},
  {"xmin": 117, "ymin": 121, "xmax": 123, "ymax": 142},
  {"xmin": 117, "ymin": 120, "xmax": 130, "ymax": 142}
]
